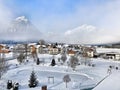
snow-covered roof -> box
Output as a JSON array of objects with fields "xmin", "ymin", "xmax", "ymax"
[
  {"xmin": 36, "ymin": 45, "xmax": 46, "ymax": 48},
  {"xmin": 96, "ymin": 48, "xmax": 120, "ymax": 54},
  {"xmin": 63, "ymin": 44, "xmax": 69, "ymax": 47},
  {"xmin": 57, "ymin": 45, "xmax": 62, "ymax": 48},
  {"xmin": 28, "ymin": 43, "xmax": 37, "ymax": 47}
]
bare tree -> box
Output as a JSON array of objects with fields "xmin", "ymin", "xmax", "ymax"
[
  {"xmin": 80, "ymin": 55, "xmax": 92, "ymax": 66},
  {"xmin": 63, "ymin": 74, "xmax": 71, "ymax": 88},
  {"xmin": 32, "ymin": 52, "xmax": 38, "ymax": 61},
  {"xmin": 61, "ymin": 54, "xmax": 67, "ymax": 64},
  {"xmin": 17, "ymin": 53, "xmax": 25, "ymax": 64},
  {"xmin": 39, "ymin": 39, "xmax": 45, "ymax": 45},
  {"xmin": 12, "ymin": 44, "xmax": 25, "ymax": 58},
  {"xmin": 69, "ymin": 56, "xmax": 79, "ymax": 71},
  {"xmin": 31, "ymin": 46, "xmax": 38, "ymax": 61},
  {"xmin": 61, "ymin": 47, "xmax": 66, "ymax": 55},
  {"xmin": 0, "ymin": 53, "xmax": 8, "ymax": 78},
  {"xmin": 24, "ymin": 44, "xmax": 28, "ymax": 59}
]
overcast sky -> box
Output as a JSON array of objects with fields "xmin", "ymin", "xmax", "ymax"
[{"xmin": 0, "ymin": 0, "xmax": 120, "ymax": 44}]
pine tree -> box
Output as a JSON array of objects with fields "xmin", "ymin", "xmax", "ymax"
[
  {"xmin": 36, "ymin": 58, "xmax": 40, "ymax": 65},
  {"xmin": 13, "ymin": 83, "xmax": 19, "ymax": 90},
  {"xmin": 7, "ymin": 80, "xmax": 13, "ymax": 89},
  {"xmin": 28, "ymin": 70, "xmax": 38, "ymax": 88},
  {"xmin": 51, "ymin": 59, "xmax": 56, "ymax": 66}
]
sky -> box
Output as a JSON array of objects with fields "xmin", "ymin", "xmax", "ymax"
[{"xmin": 0, "ymin": 0, "xmax": 120, "ymax": 44}]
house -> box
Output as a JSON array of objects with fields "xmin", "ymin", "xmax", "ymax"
[
  {"xmin": 48, "ymin": 45, "xmax": 59, "ymax": 55},
  {"xmin": 96, "ymin": 47, "xmax": 120, "ymax": 59},
  {"xmin": 13, "ymin": 44, "xmax": 26, "ymax": 53},
  {"xmin": 48, "ymin": 47, "xmax": 59, "ymax": 55},
  {"xmin": 29, "ymin": 45, "xmax": 37, "ymax": 53},
  {"xmin": 103, "ymin": 52, "xmax": 120, "ymax": 60},
  {"xmin": 0, "ymin": 49, "xmax": 11, "ymax": 53},
  {"xmin": 38, "ymin": 45, "xmax": 43, "ymax": 54},
  {"xmin": 0, "ymin": 44, "xmax": 4, "ymax": 50},
  {"xmin": 67, "ymin": 50, "xmax": 76, "ymax": 56},
  {"xmin": 81, "ymin": 46, "xmax": 96, "ymax": 58},
  {"xmin": 0, "ymin": 44, "xmax": 11, "ymax": 54},
  {"xmin": 0, "ymin": 48, "xmax": 11, "ymax": 59},
  {"xmin": 37, "ymin": 45, "xmax": 48, "ymax": 54}
]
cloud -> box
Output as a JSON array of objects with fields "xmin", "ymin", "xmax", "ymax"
[
  {"xmin": 33, "ymin": 0, "xmax": 120, "ymax": 34},
  {"xmin": 41, "ymin": 0, "xmax": 120, "ymax": 44},
  {"xmin": 94, "ymin": 0, "xmax": 120, "ymax": 31},
  {"xmin": 45, "ymin": 24, "xmax": 119, "ymax": 44},
  {"xmin": 63, "ymin": 24, "xmax": 119, "ymax": 44},
  {"xmin": 0, "ymin": 0, "xmax": 13, "ymax": 31}
]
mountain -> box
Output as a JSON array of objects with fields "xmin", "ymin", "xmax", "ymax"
[{"xmin": 0, "ymin": 16, "xmax": 42, "ymax": 42}]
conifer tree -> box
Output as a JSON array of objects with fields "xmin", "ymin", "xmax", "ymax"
[
  {"xmin": 28, "ymin": 70, "xmax": 38, "ymax": 88},
  {"xmin": 7, "ymin": 80, "xmax": 12, "ymax": 89},
  {"xmin": 51, "ymin": 59, "xmax": 56, "ymax": 66},
  {"xmin": 36, "ymin": 58, "xmax": 40, "ymax": 65}
]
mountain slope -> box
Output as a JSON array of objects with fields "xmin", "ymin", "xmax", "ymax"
[{"xmin": 0, "ymin": 16, "xmax": 42, "ymax": 41}]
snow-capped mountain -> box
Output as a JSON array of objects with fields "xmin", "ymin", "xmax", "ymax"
[
  {"xmin": 0, "ymin": 16, "xmax": 42, "ymax": 41},
  {"xmin": 9, "ymin": 16, "xmax": 35, "ymax": 33},
  {"xmin": 15, "ymin": 16, "xmax": 28, "ymax": 23}
]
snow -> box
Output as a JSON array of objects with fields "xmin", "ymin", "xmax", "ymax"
[
  {"xmin": 15, "ymin": 16, "xmax": 28, "ymax": 23},
  {"xmin": 5, "ymin": 52, "xmax": 13, "ymax": 59},
  {"xmin": 0, "ymin": 53, "xmax": 120, "ymax": 90},
  {"xmin": 96, "ymin": 47, "xmax": 120, "ymax": 53},
  {"xmin": 93, "ymin": 70, "xmax": 120, "ymax": 90}
]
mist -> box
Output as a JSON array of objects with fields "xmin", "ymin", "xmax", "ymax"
[{"xmin": 0, "ymin": 0, "xmax": 120, "ymax": 44}]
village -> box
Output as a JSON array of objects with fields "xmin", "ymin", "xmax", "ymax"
[
  {"xmin": 0, "ymin": 40, "xmax": 120, "ymax": 90},
  {"xmin": 1, "ymin": 40, "xmax": 120, "ymax": 62}
]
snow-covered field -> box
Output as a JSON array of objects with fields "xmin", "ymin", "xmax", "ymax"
[{"xmin": 0, "ymin": 54, "xmax": 120, "ymax": 90}]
